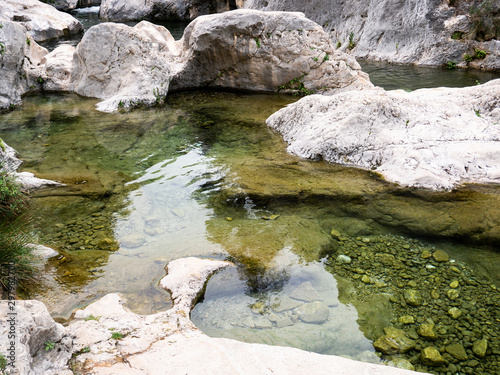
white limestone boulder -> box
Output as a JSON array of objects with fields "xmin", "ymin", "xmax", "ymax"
[
  {"xmin": 69, "ymin": 21, "xmax": 176, "ymax": 112},
  {"xmin": 267, "ymin": 79, "xmax": 500, "ymax": 190},
  {"xmin": 171, "ymin": 9, "xmax": 373, "ymax": 93},
  {"xmin": 40, "ymin": 0, "xmax": 79, "ymax": 12},
  {"xmin": 0, "ymin": 20, "xmax": 47, "ymax": 111},
  {"xmin": 99, "ymin": 0, "xmax": 231, "ymax": 22},
  {"xmin": 0, "ymin": 0, "xmax": 83, "ymax": 42}
]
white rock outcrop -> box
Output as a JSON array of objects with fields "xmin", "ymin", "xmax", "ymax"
[
  {"xmin": 0, "ymin": 140, "xmax": 64, "ymax": 190},
  {"xmin": 0, "ymin": 20, "xmax": 47, "ymax": 111},
  {"xmin": 42, "ymin": 10, "xmax": 372, "ymax": 111},
  {"xmin": 99, "ymin": 0, "xmax": 232, "ymax": 22},
  {"xmin": 170, "ymin": 9, "xmax": 372, "ymax": 93},
  {"xmin": 70, "ymin": 21, "xmax": 175, "ymax": 112},
  {"xmin": 0, "ymin": 300, "xmax": 73, "ymax": 375},
  {"xmin": 243, "ymin": 0, "xmax": 500, "ymax": 70},
  {"xmin": 0, "ymin": 0, "xmax": 83, "ymax": 42},
  {"xmin": 267, "ymin": 79, "xmax": 500, "ymax": 190}
]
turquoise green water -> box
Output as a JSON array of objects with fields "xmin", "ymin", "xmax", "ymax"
[{"xmin": 1, "ymin": 90, "xmax": 499, "ymax": 372}]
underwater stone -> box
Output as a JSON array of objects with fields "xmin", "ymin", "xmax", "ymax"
[
  {"xmin": 403, "ymin": 289, "xmax": 423, "ymax": 306},
  {"xmin": 448, "ymin": 307, "xmax": 463, "ymax": 319},
  {"xmin": 387, "ymin": 358, "xmax": 415, "ymax": 371},
  {"xmin": 272, "ymin": 296, "xmax": 303, "ymax": 313},
  {"xmin": 421, "ymin": 347, "xmax": 447, "ymax": 366},
  {"xmin": 472, "ymin": 339, "xmax": 488, "ymax": 358},
  {"xmin": 447, "ymin": 289, "xmax": 460, "ymax": 300},
  {"xmin": 296, "ymin": 301, "xmax": 329, "ymax": 324},
  {"xmin": 330, "ymin": 229, "xmax": 342, "ymax": 239},
  {"xmin": 432, "ymin": 250, "xmax": 450, "ymax": 262},
  {"xmin": 289, "ymin": 282, "xmax": 322, "ymax": 302},
  {"xmin": 449, "ymin": 280, "xmax": 460, "ymax": 288},
  {"xmin": 417, "ymin": 323, "xmax": 438, "ymax": 340},
  {"xmin": 399, "ymin": 315, "xmax": 415, "ymax": 324},
  {"xmin": 446, "ymin": 343, "xmax": 468, "ymax": 361},
  {"xmin": 336, "ymin": 254, "xmax": 352, "ymax": 264}
]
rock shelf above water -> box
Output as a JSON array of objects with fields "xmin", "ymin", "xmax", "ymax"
[{"xmin": 267, "ymin": 79, "xmax": 500, "ymax": 190}]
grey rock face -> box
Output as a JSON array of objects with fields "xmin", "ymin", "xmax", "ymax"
[
  {"xmin": 40, "ymin": 0, "xmax": 79, "ymax": 11},
  {"xmin": 0, "ymin": 20, "xmax": 47, "ymax": 111},
  {"xmin": 171, "ymin": 10, "xmax": 372, "ymax": 93},
  {"xmin": 0, "ymin": 0, "xmax": 83, "ymax": 42},
  {"xmin": 99, "ymin": 0, "xmax": 232, "ymax": 22},
  {"xmin": 266, "ymin": 80, "xmax": 500, "ymax": 189},
  {"xmin": 243, "ymin": 0, "xmax": 500, "ymax": 70}
]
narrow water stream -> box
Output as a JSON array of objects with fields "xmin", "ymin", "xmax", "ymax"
[{"xmin": 1, "ymin": 7, "xmax": 499, "ymax": 374}]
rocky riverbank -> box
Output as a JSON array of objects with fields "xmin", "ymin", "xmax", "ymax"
[{"xmin": 0, "ymin": 257, "xmax": 429, "ymax": 375}]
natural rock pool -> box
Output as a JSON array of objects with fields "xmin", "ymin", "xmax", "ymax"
[
  {"xmin": 1, "ymin": 86, "xmax": 499, "ymax": 374},
  {"xmin": 2, "ymin": 8, "xmax": 500, "ymax": 374}
]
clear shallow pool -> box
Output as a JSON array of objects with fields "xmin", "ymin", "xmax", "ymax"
[{"xmin": 1, "ymin": 88, "xmax": 499, "ymax": 373}]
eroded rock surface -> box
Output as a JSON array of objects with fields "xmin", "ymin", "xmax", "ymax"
[
  {"xmin": 99, "ymin": 0, "xmax": 231, "ymax": 22},
  {"xmin": 171, "ymin": 9, "xmax": 372, "ymax": 93},
  {"xmin": 0, "ymin": 0, "xmax": 83, "ymax": 42},
  {"xmin": 267, "ymin": 79, "xmax": 500, "ymax": 189},
  {"xmin": 243, "ymin": 0, "xmax": 500, "ymax": 69},
  {"xmin": 0, "ymin": 20, "xmax": 47, "ymax": 111}
]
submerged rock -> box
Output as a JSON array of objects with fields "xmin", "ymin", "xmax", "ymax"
[
  {"xmin": 0, "ymin": 0, "xmax": 83, "ymax": 42},
  {"xmin": 267, "ymin": 80, "xmax": 500, "ymax": 189},
  {"xmin": 421, "ymin": 346, "xmax": 447, "ymax": 367}
]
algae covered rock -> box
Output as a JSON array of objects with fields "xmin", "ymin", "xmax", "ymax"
[
  {"xmin": 421, "ymin": 346, "xmax": 447, "ymax": 366},
  {"xmin": 403, "ymin": 289, "xmax": 423, "ymax": 306}
]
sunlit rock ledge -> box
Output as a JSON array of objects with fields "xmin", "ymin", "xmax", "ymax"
[
  {"xmin": 0, "ymin": 257, "xmax": 427, "ymax": 375},
  {"xmin": 267, "ymin": 79, "xmax": 500, "ymax": 190}
]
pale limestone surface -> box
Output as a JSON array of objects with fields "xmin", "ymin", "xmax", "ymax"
[
  {"xmin": 171, "ymin": 9, "xmax": 372, "ymax": 93},
  {"xmin": 243, "ymin": 0, "xmax": 500, "ymax": 70},
  {"xmin": 267, "ymin": 80, "xmax": 500, "ymax": 190},
  {"xmin": 42, "ymin": 10, "xmax": 372, "ymax": 111},
  {"xmin": 69, "ymin": 21, "xmax": 175, "ymax": 112},
  {"xmin": 0, "ymin": 20, "xmax": 47, "ymax": 111},
  {"xmin": 99, "ymin": 0, "xmax": 231, "ymax": 22},
  {"xmin": 0, "ymin": 0, "xmax": 83, "ymax": 42},
  {"xmin": 0, "ymin": 257, "xmax": 428, "ymax": 374}
]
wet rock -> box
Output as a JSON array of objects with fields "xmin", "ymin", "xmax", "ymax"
[
  {"xmin": 272, "ymin": 296, "xmax": 303, "ymax": 313},
  {"xmin": 254, "ymin": 317, "xmax": 272, "ymax": 329},
  {"xmin": 403, "ymin": 289, "xmax": 423, "ymax": 306},
  {"xmin": 417, "ymin": 323, "xmax": 438, "ymax": 340},
  {"xmin": 446, "ymin": 343, "xmax": 468, "ymax": 361},
  {"xmin": 336, "ymin": 254, "xmax": 352, "ymax": 264},
  {"xmin": 296, "ymin": 301, "xmax": 329, "ymax": 324},
  {"xmin": 448, "ymin": 307, "xmax": 463, "ymax": 319},
  {"xmin": 387, "ymin": 358, "xmax": 415, "ymax": 371},
  {"xmin": 120, "ymin": 235, "xmax": 146, "ymax": 248},
  {"xmin": 266, "ymin": 80, "xmax": 500, "ymax": 189},
  {"xmin": 449, "ymin": 280, "xmax": 459, "ymax": 288},
  {"xmin": 421, "ymin": 249, "xmax": 432, "ymax": 259},
  {"xmin": 98, "ymin": 238, "xmax": 119, "ymax": 251},
  {"xmin": 275, "ymin": 316, "xmax": 294, "ymax": 328},
  {"xmin": 289, "ymin": 281, "xmax": 321, "ymax": 302},
  {"xmin": 421, "ymin": 346, "xmax": 447, "ymax": 367},
  {"xmin": 432, "ymin": 250, "xmax": 450, "ymax": 262},
  {"xmin": 447, "ymin": 289, "xmax": 460, "ymax": 300},
  {"xmin": 399, "ymin": 315, "xmax": 415, "ymax": 324},
  {"xmin": 330, "ymin": 228, "xmax": 342, "ymax": 240},
  {"xmin": 472, "ymin": 339, "xmax": 488, "ymax": 358},
  {"xmin": 1, "ymin": 0, "xmax": 83, "ymax": 42}
]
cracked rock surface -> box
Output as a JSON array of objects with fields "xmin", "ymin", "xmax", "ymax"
[{"xmin": 267, "ymin": 79, "xmax": 500, "ymax": 189}]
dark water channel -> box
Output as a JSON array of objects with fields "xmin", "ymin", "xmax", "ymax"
[{"xmin": 1, "ymin": 7, "xmax": 499, "ymax": 374}]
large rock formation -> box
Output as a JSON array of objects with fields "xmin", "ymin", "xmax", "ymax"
[
  {"xmin": 1, "ymin": 257, "xmax": 426, "ymax": 375},
  {"xmin": 99, "ymin": 0, "xmax": 233, "ymax": 22},
  {"xmin": 242, "ymin": 0, "xmax": 500, "ymax": 70},
  {"xmin": 42, "ymin": 10, "xmax": 372, "ymax": 111},
  {"xmin": 0, "ymin": 20, "xmax": 47, "ymax": 111},
  {"xmin": 69, "ymin": 21, "xmax": 175, "ymax": 112},
  {"xmin": 267, "ymin": 79, "xmax": 500, "ymax": 189},
  {"xmin": 170, "ymin": 9, "xmax": 372, "ymax": 93},
  {"xmin": 0, "ymin": 0, "xmax": 83, "ymax": 42},
  {"xmin": 40, "ymin": 0, "xmax": 101, "ymax": 11}
]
